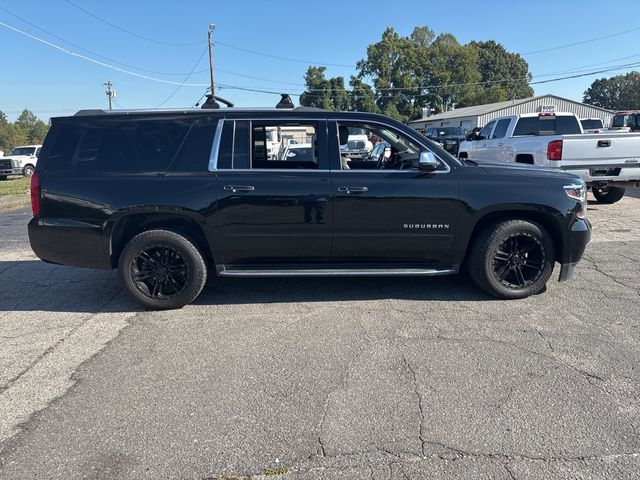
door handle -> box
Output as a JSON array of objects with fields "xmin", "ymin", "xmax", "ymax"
[
  {"xmin": 338, "ymin": 186, "xmax": 368, "ymax": 193},
  {"xmin": 224, "ymin": 185, "xmax": 255, "ymax": 193},
  {"xmin": 597, "ymin": 140, "xmax": 611, "ymax": 148}
]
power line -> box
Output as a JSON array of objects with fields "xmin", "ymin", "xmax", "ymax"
[
  {"xmin": 0, "ymin": 5, "xmax": 308, "ymax": 86},
  {"xmin": 0, "ymin": 21, "xmax": 210, "ymax": 87},
  {"xmin": 61, "ymin": 0, "xmax": 204, "ymax": 47},
  {"xmin": 62, "ymin": 0, "xmax": 354, "ymax": 68},
  {"xmin": 523, "ymin": 26, "xmax": 640, "ymax": 55},
  {"xmin": 3, "ymin": 19, "xmax": 639, "ymax": 102},
  {"xmin": 156, "ymin": 46, "xmax": 209, "ymax": 108},
  {"xmin": 214, "ymin": 41, "xmax": 356, "ymax": 68}
]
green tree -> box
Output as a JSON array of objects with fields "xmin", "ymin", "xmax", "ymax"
[
  {"xmin": 468, "ymin": 40, "xmax": 533, "ymax": 104},
  {"xmin": 583, "ymin": 72, "xmax": 640, "ymax": 110},
  {"xmin": 300, "ymin": 66, "xmax": 350, "ymax": 111},
  {"xmin": 348, "ymin": 76, "xmax": 379, "ymax": 113},
  {"xmin": 0, "ymin": 111, "xmax": 27, "ymax": 152},
  {"xmin": 357, "ymin": 26, "xmax": 424, "ymax": 121},
  {"xmin": 14, "ymin": 109, "xmax": 49, "ymax": 143}
]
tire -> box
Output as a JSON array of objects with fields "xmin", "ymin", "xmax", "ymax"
[
  {"xmin": 468, "ymin": 219, "xmax": 555, "ymax": 299},
  {"xmin": 592, "ymin": 186, "xmax": 625, "ymax": 204},
  {"xmin": 0, "ymin": 175, "xmax": 7, "ymax": 181},
  {"xmin": 118, "ymin": 229, "xmax": 207, "ymax": 310},
  {"xmin": 22, "ymin": 165, "xmax": 35, "ymax": 177}
]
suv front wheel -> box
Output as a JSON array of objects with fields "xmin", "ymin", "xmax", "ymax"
[
  {"xmin": 119, "ymin": 229, "xmax": 208, "ymax": 310},
  {"xmin": 468, "ymin": 220, "xmax": 555, "ymax": 299}
]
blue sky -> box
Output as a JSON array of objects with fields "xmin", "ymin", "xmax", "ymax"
[{"xmin": 1, "ymin": 0, "xmax": 639, "ymax": 122}]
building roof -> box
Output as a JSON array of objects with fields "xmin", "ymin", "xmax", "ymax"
[{"xmin": 408, "ymin": 94, "xmax": 615, "ymax": 124}]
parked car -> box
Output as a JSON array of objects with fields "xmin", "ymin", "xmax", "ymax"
[
  {"xmin": 29, "ymin": 107, "xmax": 591, "ymax": 309},
  {"xmin": 458, "ymin": 112, "xmax": 640, "ymax": 203},
  {"xmin": 0, "ymin": 144, "xmax": 42, "ymax": 180},
  {"xmin": 424, "ymin": 127, "xmax": 466, "ymax": 155},
  {"xmin": 609, "ymin": 111, "xmax": 640, "ymax": 132},
  {"xmin": 580, "ymin": 118, "xmax": 604, "ymax": 134}
]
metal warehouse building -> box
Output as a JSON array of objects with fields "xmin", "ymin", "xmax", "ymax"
[{"xmin": 408, "ymin": 94, "xmax": 615, "ymax": 132}]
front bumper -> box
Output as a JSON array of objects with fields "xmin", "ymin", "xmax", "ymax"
[
  {"xmin": 0, "ymin": 167, "xmax": 23, "ymax": 175},
  {"xmin": 558, "ymin": 218, "xmax": 591, "ymax": 282}
]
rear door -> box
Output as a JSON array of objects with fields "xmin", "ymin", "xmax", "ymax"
[{"xmin": 213, "ymin": 118, "xmax": 333, "ymax": 267}]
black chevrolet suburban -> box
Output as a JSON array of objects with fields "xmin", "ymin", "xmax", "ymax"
[{"xmin": 28, "ymin": 107, "xmax": 591, "ymax": 309}]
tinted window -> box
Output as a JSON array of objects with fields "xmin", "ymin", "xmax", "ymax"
[
  {"xmin": 580, "ymin": 119, "xmax": 603, "ymax": 130},
  {"xmin": 491, "ymin": 119, "xmax": 510, "ymax": 139},
  {"xmin": 43, "ymin": 118, "xmax": 214, "ymax": 173},
  {"xmin": 514, "ymin": 115, "xmax": 582, "ymax": 136},
  {"xmin": 478, "ymin": 121, "xmax": 495, "ymax": 139},
  {"xmin": 513, "ymin": 117, "xmax": 538, "ymax": 136},
  {"xmin": 10, "ymin": 147, "xmax": 36, "ymax": 156}
]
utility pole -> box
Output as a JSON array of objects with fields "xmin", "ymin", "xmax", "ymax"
[
  {"xmin": 207, "ymin": 24, "xmax": 216, "ymax": 97},
  {"xmin": 103, "ymin": 81, "xmax": 116, "ymax": 110}
]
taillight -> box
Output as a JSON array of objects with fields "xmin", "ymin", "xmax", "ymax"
[
  {"xmin": 547, "ymin": 140, "xmax": 563, "ymax": 161},
  {"xmin": 30, "ymin": 172, "xmax": 41, "ymax": 217}
]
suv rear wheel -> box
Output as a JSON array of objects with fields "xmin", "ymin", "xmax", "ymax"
[
  {"xmin": 118, "ymin": 229, "xmax": 207, "ymax": 310},
  {"xmin": 592, "ymin": 186, "xmax": 625, "ymax": 204},
  {"xmin": 468, "ymin": 219, "xmax": 555, "ymax": 299}
]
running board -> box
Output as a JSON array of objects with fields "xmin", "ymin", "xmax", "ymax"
[{"xmin": 218, "ymin": 267, "xmax": 457, "ymax": 277}]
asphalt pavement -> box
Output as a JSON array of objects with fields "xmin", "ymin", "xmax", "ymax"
[{"xmin": 0, "ymin": 192, "xmax": 639, "ymax": 480}]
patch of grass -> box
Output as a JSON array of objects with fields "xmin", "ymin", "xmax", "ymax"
[
  {"xmin": 264, "ymin": 466, "xmax": 290, "ymax": 476},
  {"xmin": 0, "ymin": 176, "xmax": 30, "ymax": 196}
]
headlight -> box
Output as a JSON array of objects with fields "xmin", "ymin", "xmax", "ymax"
[{"xmin": 564, "ymin": 183, "xmax": 587, "ymax": 219}]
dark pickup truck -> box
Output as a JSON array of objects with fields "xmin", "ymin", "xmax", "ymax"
[{"xmin": 28, "ymin": 107, "xmax": 591, "ymax": 309}]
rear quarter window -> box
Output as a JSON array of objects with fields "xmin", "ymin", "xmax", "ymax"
[{"xmin": 40, "ymin": 118, "xmax": 216, "ymax": 173}]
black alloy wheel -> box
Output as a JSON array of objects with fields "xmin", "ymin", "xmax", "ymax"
[
  {"xmin": 469, "ymin": 219, "xmax": 555, "ymax": 299},
  {"xmin": 130, "ymin": 245, "xmax": 189, "ymax": 300},
  {"xmin": 119, "ymin": 229, "xmax": 207, "ymax": 310},
  {"xmin": 492, "ymin": 233, "xmax": 545, "ymax": 289}
]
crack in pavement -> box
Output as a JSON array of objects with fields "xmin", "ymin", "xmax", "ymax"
[{"xmin": 401, "ymin": 355, "xmax": 426, "ymax": 458}]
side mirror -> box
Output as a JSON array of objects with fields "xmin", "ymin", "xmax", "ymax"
[{"xmin": 417, "ymin": 151, "xmax": 439, "ymax": 171}]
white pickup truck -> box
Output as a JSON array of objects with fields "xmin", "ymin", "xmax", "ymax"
[
  {"xmin": 458, "ymin": 113, "xmax": 640, "ymax": 203},
  {"xmin": 0, "ymin": 144, "xmax": 42, "ymax": 180}
]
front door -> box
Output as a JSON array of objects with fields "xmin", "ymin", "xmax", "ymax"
[
  {"xmin": 330, "ymin": 121, "xmax": 462, "ymax": 267},
  {"xmin": 214, "ymin": 119, "xmax": 332, "ymax": 267}
]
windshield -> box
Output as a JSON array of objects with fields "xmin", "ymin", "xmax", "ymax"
[
  {"xmin": 436, "ymin": 127, "xmax": 465, "ymax": 137},
  {"xmin": 9, "ymin": 147, "xmax": 36, "ymax": 156}
]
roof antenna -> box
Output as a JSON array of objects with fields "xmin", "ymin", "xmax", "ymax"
[{"xmin": 276, "ymin": 94, "xmax": 294, "ymax": 109}]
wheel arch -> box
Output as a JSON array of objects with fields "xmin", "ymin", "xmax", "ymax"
[
  {"xmin": 108, "ymin": 209, "xmax": 214, "ymax": 269},
  {"xmin": 463, "ymin": 207, "xmax": 566, "ymax": 266}
]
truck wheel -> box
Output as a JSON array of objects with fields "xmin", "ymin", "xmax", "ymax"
[
  {"xmin": 22, "ymin": 165, "xmax": 35, "ymax": 177},
  {"xmin": 0, "ymin": 175, "xmax": 7, "ymax": 181},
  {"xmin": 468, "ymin": 219, "xmax": 555, "ymax": 299},
  {"xmin": 592, "ymin": 186, "xmax": 625, "ymax": 204},
  {"xmin": 118, "ymin": 229, "xmax": 207, "ymax": 310}
]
